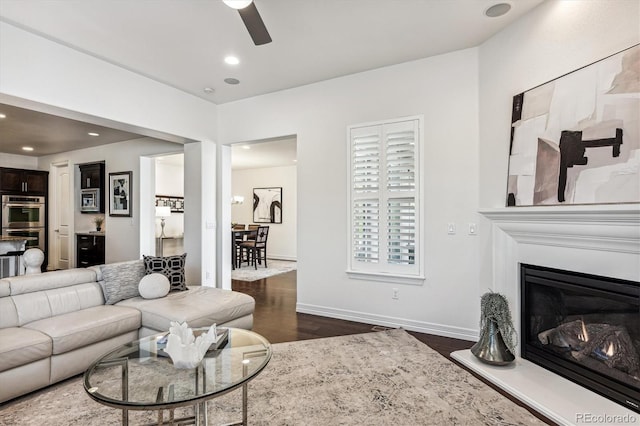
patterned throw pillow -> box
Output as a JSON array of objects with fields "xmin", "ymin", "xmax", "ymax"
[
  {"xmin": 143, "ymin": 253, "xmax": 187, "ymax": 292},
  {"xmin": 100, "ymin": 259, "xmax": 145, "ymax": 304}
]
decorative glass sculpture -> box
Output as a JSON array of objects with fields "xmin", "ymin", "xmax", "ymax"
[{"xmin": 164, "ymin": 321, "xmax": 218, "ymax": 369}]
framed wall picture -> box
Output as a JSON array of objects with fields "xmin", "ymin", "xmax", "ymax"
[
  {"xmin": 506, "ymin": 44, "xmax": 639, "ymax": 206},
  {"xmin": 109, "ymin": 171, "xmax": 132, "ymax": 217},
  {"xmin": 253, "ymin": 187, "xmax": 282, "ymax": 223}
]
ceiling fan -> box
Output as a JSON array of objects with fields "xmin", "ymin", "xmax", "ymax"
[{"xmin": 223, "ymin": 0, "xmax": 272, "ymax": 46}]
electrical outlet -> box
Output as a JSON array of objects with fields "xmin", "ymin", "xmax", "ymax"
[{"xmin": 392, "ymin": 288, "xmax": 399, "ymax": 300}]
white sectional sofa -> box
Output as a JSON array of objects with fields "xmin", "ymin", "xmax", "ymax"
[{"xmin": 0, "ymin": 263, "xmax": 254, "ymax": 403}]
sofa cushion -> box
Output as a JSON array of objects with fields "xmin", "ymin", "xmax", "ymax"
[
  {"xmin": 100, "ymin": 259, "xmax": 145, "ymax": 304},
  {"xmin": 138, "ymin": 273, "xmax": 170, "ymax": 299},
  {"xmin": 116, "ymin": 286, "xmax": 254, "ymax": 332},
  {"xmin": 143, "ymin": 254, "xmax": 187, "ymax": 292},
  {"xmin": 3, "ymin": 268, "xmax": 97, "ymax": 296},
  {"xmin": 0, "ymin": 327, "xmax": 52, "ymax": 372},
  {"xmin": 0, "ymin": 279, "xmax": 10, "ymax": 297},
  {"xmin": 24, "ymin": 305, "xmax": 141, "ymax": 355}
]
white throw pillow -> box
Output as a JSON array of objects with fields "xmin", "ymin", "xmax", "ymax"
[{"xmin": 138, "ymin": 273, "xmax": 170, "ymax": 299}]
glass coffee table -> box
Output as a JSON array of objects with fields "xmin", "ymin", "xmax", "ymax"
[{"xmin": 84, "ymin": 328, "xmax": 271, "ymax": 426}]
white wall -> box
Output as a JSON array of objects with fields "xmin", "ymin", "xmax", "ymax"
[
  {"xmin": 155, "ymin": 160, "xmax": 184, "ymax": 238},
  {"xmin": 232, "ymin": 165, "xmax": 297, "ymax": 260},
  {"xmin": 0, "ymin": 153, "xmax": 38, "ymax": 169},
  {"xmin": 38, "ymin": 137, "xmax": 183, "ymax": 265},
  {"xmin": 0, "ymin": 21, "xmax": 218, "ymax": 143},
  {"xmin": 219, "ymin": 48, "xmax": 481, "ymax": 339},
  {"xmin": 218, "ymin": 0, "xmax": 640, "ymax": 339},
  {"xmin": 478, "ymin": 0, "xmax": 640, "ymax": 209},
  {"xmin": 477, "ymin": 1, "xmax": 640, "ymax": 294}
]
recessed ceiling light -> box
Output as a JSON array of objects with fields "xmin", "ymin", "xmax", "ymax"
[
  {"xmin": 88, "ymin": 132, "xmax": 100, "ymax": 137},
  {"xmin": 225, "ymin": 56, "xmax": 240, "ymax": 65},
  {"xmin": 242, "ymin": 145, "xmax": 251, "ymax": 150},
  {"xmin": 293, "ymin": 159, "xmax": 297, "ymax": 162},
  {"xmin": 485, "ymin": 3, "xmax": 511, "ymax": 18},
  {"xmin": 22, "ymin": 146, "xmax": 34, "ymax": 152},
  {"xmin": 203, "ymin": 87, "xmax": 215, "ymax": 94},
  {"xmin": 0, "ymin": 113, "xmax": 6, "ymax": 119},
  {"xmin": 223, "ymin": 0, "xmax": 252, "ymax": 9},
  {"xmin": 224, "ymin": 78, "xmax": 240, "ymax": 85}
]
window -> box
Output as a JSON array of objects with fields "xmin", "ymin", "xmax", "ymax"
[{"xmin": 347, "ymin": 117, "xmax": 424, "ymax": 283}]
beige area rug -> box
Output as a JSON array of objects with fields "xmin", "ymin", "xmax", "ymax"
[
  {"xmin": 0, "ymin": 329, "xmax": 545, "ymax": 426},
  {"xmin": 231, "ymin": 259, "xmax": 296, "ymax": 282}
]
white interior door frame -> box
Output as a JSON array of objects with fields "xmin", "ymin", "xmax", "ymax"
[
  {"xmin": 139, "ymin": 156, "xmax": 156, "ymax": 259},
  {"xmin": 217, "ymin": 144, "xmax": 232, "ymax": 290}
]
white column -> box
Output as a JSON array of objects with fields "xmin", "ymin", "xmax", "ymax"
[{"xmin": 184, "ymin": 141, "xmax": 217, "ymax": 287}]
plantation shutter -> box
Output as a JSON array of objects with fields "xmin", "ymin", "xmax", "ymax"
[{"xmin": 349, "ymin": 118, "xmax": 421, "ymax": 278}]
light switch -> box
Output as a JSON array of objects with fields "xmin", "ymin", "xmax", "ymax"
[
  {"xmin": 447, "ymin": 223, "xmax": 456, "ymax": 235},
  {"xmin": 469, "ymin": 223, "xmax": 478, "ymax": 235}
]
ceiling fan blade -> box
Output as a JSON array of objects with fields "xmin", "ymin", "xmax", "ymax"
[{"xmin": 238, "ymin": 2, "xmax": 272, "ymax": 45}]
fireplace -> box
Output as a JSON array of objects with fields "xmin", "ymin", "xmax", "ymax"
[{"xmin": 521, "ymin": 263, "xmax": 640, "ymax": 413}]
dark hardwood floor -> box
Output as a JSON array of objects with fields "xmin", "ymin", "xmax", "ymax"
[
  {"xmin": 233, "ymin": 269, "xmax": 556, "ymax": 425},
  {"xmin": 232, "ymin": 270, "xmax": 472, "ymax": 357}
]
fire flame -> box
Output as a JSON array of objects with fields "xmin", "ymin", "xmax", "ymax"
[
  {"xmin": 578, "ymin": 320, "xmax": 589, "ymax": 342},
  {"xmin": 606, "ymin": 342, "xmax": 615, "ymax": 357}
]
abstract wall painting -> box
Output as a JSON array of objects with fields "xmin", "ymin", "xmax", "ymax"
[
  {"xmin": 109, "ymin": 171, "xmax": 132, "ymax": 217},
  {"xmin": 253, "ymin": 187, "xmax": 282, "ymax": 223},
  {"xmin": 506, "ymin": 44, "xmax": 639, "ymax": 206}
]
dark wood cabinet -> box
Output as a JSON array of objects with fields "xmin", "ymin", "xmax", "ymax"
[
  {"xmin": 80, "ymin": 163, "xmax": 104, "ymax": 189},
  {"xmin": 79, "ymin": 162, "xmax": 105, "ymax": 213},
  {"xmin": 0, "ymin": 168, "xmax": 48, "ymax": 195},
  {"xmin": 76, "ymin": 234, "xmax": 105, "ymax": 267}
]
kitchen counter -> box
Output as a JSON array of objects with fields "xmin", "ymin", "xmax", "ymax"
[
  {"xmin": 0, "ymin": 235, "xmax": 37, "ymax": 242},
  {"xmin": 0, "ymin": 237, "xmax": 35, "ymax": 277},
  {"xmin": 0, "ymin": 236, "xmax": 35, "ymax": 256},
  {"xmin": 76, "ymin": 232, "xmax": 106, "ymax": 236}
]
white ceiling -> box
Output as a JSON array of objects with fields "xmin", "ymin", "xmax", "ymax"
[
  {"xmin": 0, "ymin": 0, "xmax": 543, "ymax": 157},
  {"xmin": 231, "ymin": 137, "xmax": 297, "ymax": 170},
  {"xmin": 0, "ymin": 0, "xmax": 544, "ymax": 105}
]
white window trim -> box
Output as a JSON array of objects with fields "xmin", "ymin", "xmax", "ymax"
[{"xmin": 346, "ymin": 115, "xmax": 425, "ymax": 285}]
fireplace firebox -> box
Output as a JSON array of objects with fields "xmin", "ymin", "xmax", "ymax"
[{"xmin": 521, "ymin": 264, "xmax": 640, "ymax": 413}]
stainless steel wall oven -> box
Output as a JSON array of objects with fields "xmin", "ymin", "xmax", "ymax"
[
  {"xmin": 2, "ymin": 195, "xmax": 45, "ymax": 228},
  {"xmin": 1, "ymin": 195, "xmax": 46, "ymax": 251}
]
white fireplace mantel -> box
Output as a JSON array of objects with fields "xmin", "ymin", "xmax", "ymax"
[
  {"xmin": 480, "ymin": 204, "xmax": 640, "ymax": 255},
  {"xmin": 452, "ymin": 204, "xmax": 640, "ymax": 425}
]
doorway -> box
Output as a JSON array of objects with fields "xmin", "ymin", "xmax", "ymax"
[
  {"xmin": 50, "ymin": 161, "xmax": 71, "ymax": 270},
  {"xmin": 226, "ymin": 136, "xmax": 298, "ymax": 284}
]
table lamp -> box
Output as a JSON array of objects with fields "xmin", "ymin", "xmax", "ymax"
[{"xmin": 155, "ymin": 206, "xmax": 171, "ymax": 238}]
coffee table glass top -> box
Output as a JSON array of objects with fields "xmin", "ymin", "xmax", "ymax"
[{"xmin": 84, "ymin": 328, "xmax": 271, "ymax": 410}]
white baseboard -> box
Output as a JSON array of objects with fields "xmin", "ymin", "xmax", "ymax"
[
  {"xmin": 267, "ymin": 255, "xmax": 297, "ymax": 261},
  {"xmin": 296, "ymin": 303, "xmax": 478, "ymax": 341}
]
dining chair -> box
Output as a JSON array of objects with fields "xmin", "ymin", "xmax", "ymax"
[
  {"xmin": 231, "ymin": 224, "xmax": 246, "ymax": 269},
  {"xmin": 244, "ymin": 224, "xmax": 260, "ymax": 243},
  {"xmin": 239, "ymin": 226, "xmax": 269, "ymax": 269}
]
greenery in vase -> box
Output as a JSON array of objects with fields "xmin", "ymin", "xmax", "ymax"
[
  {"xmin": 93, "ymin": 216, "xmax": 104, "ymax": 228},
  {"xmin": 479, "ymin": 291, "xmax": 517, "ymax": 352}
]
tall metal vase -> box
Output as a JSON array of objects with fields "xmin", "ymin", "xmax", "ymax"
[{"xmin": 471, "ymin": 319, "xmax": 515, "ymax": 365}]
